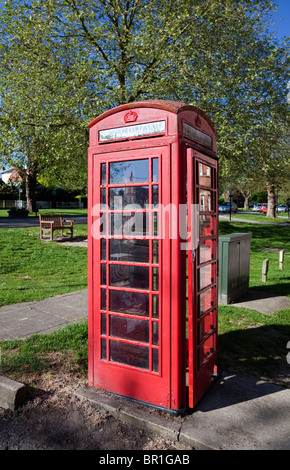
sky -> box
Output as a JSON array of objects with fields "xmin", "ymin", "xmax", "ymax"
[{"xmin": 270, "ymin": 0, "xmax": 290, "ymax": 42}]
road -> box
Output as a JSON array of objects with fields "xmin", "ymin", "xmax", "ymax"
[{"xmin": 0, "ymin": 214, "xmax": 87, "ymax": 228}]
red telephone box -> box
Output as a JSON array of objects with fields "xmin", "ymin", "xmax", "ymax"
[{"xmin": 87, "ymin": 100, "xmax": 218, "ymax": 413}]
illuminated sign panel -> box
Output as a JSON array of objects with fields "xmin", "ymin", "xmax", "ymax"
[
  {"xmin": 183, "ymin": 122, "xmax": 212, "ymax": 148},
  {"xmin": 99, "ymin": 120, "xmax": 166, "ymax": 142}
]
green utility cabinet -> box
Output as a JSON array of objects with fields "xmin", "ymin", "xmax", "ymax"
[{"xmin": 218, "ymin": 233, "xmax": 252, "ymax": 305}]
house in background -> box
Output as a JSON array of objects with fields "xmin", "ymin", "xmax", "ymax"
[{"xmin": 1, "ymin": 168, "xmax": 23, "ymax": 185}]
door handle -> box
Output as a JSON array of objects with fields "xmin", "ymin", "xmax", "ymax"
[{"xmin": 192, "ymin": 250, "xmax": 196, "ymax": 262}]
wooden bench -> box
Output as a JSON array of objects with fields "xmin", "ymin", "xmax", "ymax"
[{"xmin": 39, "ymin": 214, "xmax": 74, "ymax": 241}]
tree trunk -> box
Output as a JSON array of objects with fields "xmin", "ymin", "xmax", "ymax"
[
  {"xmin": 243, "ymin": 194, "xmax": 251, "ymax": 210},
  {"xmin": 25, "ymin": 167, "xmax": 38, "ymax": 213},
  {"xmin": 266, "ymin": 182, "xmax": 276, "ymax": 218}
]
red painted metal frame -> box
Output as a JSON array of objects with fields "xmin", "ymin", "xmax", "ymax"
[
  {"xmin": 187, "ymin": 149, "xmax": 218, "ymax": 408},
  {"xmin": 88, "ymin": 100, "xmax": 218, "ymax": 412}
]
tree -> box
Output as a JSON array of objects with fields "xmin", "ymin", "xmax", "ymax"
[{"xmin": 0, "ymin": 0, "xmax": 288, "ymax": 213}]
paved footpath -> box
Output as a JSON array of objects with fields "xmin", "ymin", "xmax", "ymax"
[
  {"xmin": 0, "ymin": 289, "xmax": 290, "ymax": 449},
  {"xmin": 0, "ymin": 290, "xmax": 87, "ymax": 341}
]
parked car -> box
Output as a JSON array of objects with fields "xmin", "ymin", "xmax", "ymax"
[
  {"xmin": 252, "ymin": 203, "xmax": 262, "ymax": 212},
  {"xmin": 259, "ymin": 203, "xmax": 268, "ymax": 213},
  {"xmin": 218, "ymin": 202, "xmax": 238, "ymax": 213},
  {"xmin": 277, "ymin": 204, "xmax": 288, "ymax": 213}
]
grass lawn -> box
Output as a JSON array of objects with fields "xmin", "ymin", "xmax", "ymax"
[{"xmin": 0, "ymin": 224, "xmax": 88, "ymax": 306}]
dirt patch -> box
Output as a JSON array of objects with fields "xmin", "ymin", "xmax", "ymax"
[{"xmin": 0, "ymin": 359, "xmax": 192, "ymax": 451}]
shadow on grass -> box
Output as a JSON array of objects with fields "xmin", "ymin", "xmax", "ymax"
[{"xmin": 218, "ymin": 324, "xmax": 290, "ymax": 389}]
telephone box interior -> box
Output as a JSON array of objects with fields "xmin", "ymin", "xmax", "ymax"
[{"xmin": 87, "ymin": 100, "xmax": 218, "ymax": 413}]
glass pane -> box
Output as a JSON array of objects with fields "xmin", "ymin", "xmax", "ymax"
[
  {"xmin": 152, "ymin": 295, "xmax": 159, "ymax": 318},
  {"xmin": 101, "ymin": 289, "xmax": 106, "ymax": 310},
  {"xmin": 110, "ymin": 290, "xmax": 149, "ymax": 316},
  {"xmin": 101, "ymin": 163, "xmax": 106, "ymax": 185},
  {"xmin": 110, "ymin": 212, "xmax": 149, "ymax": 237},
  {"xmin": 199, "ymin": 334, "xmax": 214, "ymax": 368},
  {"xmin": 109, "ymin": 186, "xmax": 149, "ymax": 209},
  {"xmin": 153, "ymin": 267, "xmax": 159, "ymax": 291},
  {"xmin": 199, "ymin": 190, "xmax": 211, "ymax": 212},
  {"xmin": 101, "ymin": 188, "xmax": 106, "ymax": 208},
  {"xmin": 200, "ymin": 239, "xmax": 214, "ymax": 264},
  {"xmin": 153, "ymin": 240, "xmax": 159, "ymax": 264},
  {"xmin": 199, "ymin": 287, "xmax": 215, "ymax": 316},
  {"xmin": 110, "ymin": 316, "xmax": 149, "ymax": 343},
  {"xmin": 101, "ymin": 264, "xmax": 106, "ymax": 285},
  {"xmin": 110, "ymin": 239, "xmax": 149, "ymax": 263},
  {"xmin": 152, "ymin": 185, "xmax": 158, "ymax": 207},
  {"xmin": 200, "ymin": 215, "xmax": 215, "ymax": 237},
  {"xmin": 199, "ymin": 163, "xmax": 211, "ymax": 187},
  {"xmin": 152, "ymin": 348, "xmax": 159, "ymax": 372},
  {"xmin": 152, "ymin": 159, "xmax": 158, "ymax": 182},
  {"xmin": 101, "ymin": 313, "xmax": 107, "ymax": 335},
  {"xmin": 153, "ymin": 212, "xmax": 158, "ymax": 236},
  {"xmin": 152, "ymin": 322, "xmax": 159, "ymax": 345},
  {"xmin": 110, "ymin": 265, "xmax": 149, "ymax": 289},
  {"xmin": 101, "ymin": 338, "xmax": 107, "ymax": 359},
  {"xmin": 109, "ymin": 340, "xmax": 149, "ymax": 369},
  {"xmin": 109, "ymin": 160, "xmax": 149, "ymax": 184},
  {"xmin": 198, "ymin": 311, "xmax": 215, "ymax": 342},
  {"xmin": 101, "ymin": 239, "xmax": 106, "ymax": 260},
  {"xmin": 199, "ymin": 264, "xmax": 214, "ymax": 290}
]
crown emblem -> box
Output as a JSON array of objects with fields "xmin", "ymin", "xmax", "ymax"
[{"xmin": 124, "ymin": 110, "xmax": 138, "ymax": 123}]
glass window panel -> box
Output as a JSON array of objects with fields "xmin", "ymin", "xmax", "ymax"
[
  {"xmin": 152, "ymin": 295, "xmax": 159, "ymax": 318},
  {"xmin": 101, "ymin": 313, "xmax": 107, "ymax": 335},
  {"xmin": 101, "ymin": 264, "xmax": 107, "ymax": 285},
  {"xmin": 101, "ymin": 289, "xmax": 106, "ymax": 310},
  {"xmin": 153, "ymin": 212, "xmax": 158, "ymax": 236},
  {"xmin": 200, "ymin": 239, "xmax": 214, "ymax": 264},
  {"xmin": 110, "ymin": 239, "xmax": 149, "ymax": 263},
  {"xmin": 199, "ymin": 264, "xmax": 214, "ymax": 290},
  {"xmin": 152, "ymin": 322, "xmax": 159, "ymax": 345},
  {"xmin": 101, "ymin": 188, "xmax": 106, "ymax": 208},
  {"xmin": 109, "ymin": 160, "xmax": 149, "ymax": 184},
  {"xmin": 199, "ymin": 163, "xmax": 211, "ymax": 187},
  {"xmin": 198, "ymin": 334, "xmax": 214, "ymax": 368},
  {"xmin": 198, "ymin": 311, "xmax": 215, "ymax": 342},
  {"xmin": 109, "ymin": 340, "xmax": 149, "ymax": 369},
  {"xmin": 199, "ymin": 287, "xmax": 215, "ymax": 316},
  {"xmin": 101, "ymin": 163, "xmax": 106, "ymax": 185},
  {"xmin": 153, "ymin": 267, "xmax": 159, "ymax": 291},
  {"xmin": 101, "ymin": 239, "xmax": 106, "ymax": 260},
  {"xmin": 110, "ymin": 212, "xmax": 149, "ymax": 237},
  {"xmin": 101, "ymin": 338, "xmax": 107, "ymax": 359},
  {"xmin": 109, "ymin": 186, "xmax": 149, "ymax": 209},
  {"xmin": 152, "ymin": 348, "xmax": 159, "ymax": 372},
  {"xmin": 199, "ymin": 190, "xmax": 211, "ymax": 212},
  {"xmin": 110, "ymin": 265, "xmax": 149, "ymax": 290},
  {"xmin": 200, "ymin": 215, "xmax": 215, "ymax": 237},
  {"xmin": 110, "ymin": 316, "xmax": 149, "ymax": 343},
  {"xmin": 152, "ymin": 185, "xmax": 158, "ymax": 207},
  {"xmin": 153, "ymin": 240, "xmax": 159, "ymax": 264},
  {"xmin": 110, "ymin": 290, "xmax": 149, "ymax": 317},
  {"xmin": 152, "ymin": 159, "xmax": 158, "ymax": 182}
]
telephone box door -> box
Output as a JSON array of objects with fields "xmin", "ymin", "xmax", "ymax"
[
  {"xmin": 187, "ymin": 149, "xmax": 218, "ymax": 408},
  {"xmin": 89, "ymin": 146, "xmax": 172, "ymax": 409}
]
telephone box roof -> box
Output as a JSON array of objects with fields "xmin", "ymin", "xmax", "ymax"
[{"xmin": 88, "ymin": 100, "xmax": 216, "ymax": 133}]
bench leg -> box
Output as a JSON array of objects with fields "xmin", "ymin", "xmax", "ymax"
[{"xmin": 50, "ymin": 230, "xmax": 53, "ymax": 241}]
